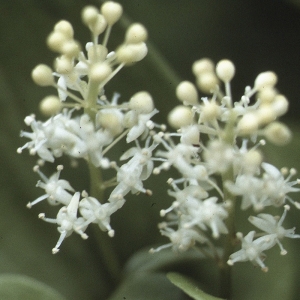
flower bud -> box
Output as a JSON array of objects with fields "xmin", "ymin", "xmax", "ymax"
[
  {"xmin": 237, "ymin": 113, "xmax": 259, "ymax": 135},
  {"xmin": 200, "ymin": 101, "xmax": 221, "ymax": 122},
  {"xmin": 101, "ymin": 1, "xmax": 123, "ymax": 26},
  {"xmin": 271, "ymin": 94, "xmax": 289, "ymax": 117},
  {"xmin": 192, "ymin": 58, "xmax": 214, "ymax": 77},
  {"xmin": 216, "ymin": 59, "xmax": 235, "ymax": 82},
  {"xmin": 254, "ymin": 71, "xmax": 277, "ymax": 91},
  {"xmin": 116, "ymin": 42, "xmax": 147, "ymax": 64},
  {"xmin": 256, "ymin": 104, "xmax": 276, "ymax": 125},
  {"xmin": 91, "ymin": 14, "xmax": 107, "ymax": 36},
  {"xmin": 129, "ymin": 91, "xmax": 154, "ymax": 114},
  {"xmin": 82, "ymin": 6, "xmax": 99, "ymax": 26},
  {"xmin": 196, "ymin": 72, "xmax": 219, "ymax": 94},
  {"xmin": 54, "ymin": 20, "xmax": 74, "ymax": 39},
  {"xmin": 264, "ymin": 122, "xmax": 292, "ymax": 145},
  {"xmin": 176, "ymin": 81, "xmax": 198, "ymax": 105},
  {"xmin": 97, "ymin": 109, "xmax": 124, "ymax": 135},
  {"xmin": 31, "ymin": 64, "xmax": 54, "ymax": 86},
  {"xmin": 125, "ymin": 23, "xmax": 148, "ymax": 44},
  {"xmin": 55, "ymin": 55, "xmax": 73, "ymax": 74},
  {"xmin": 61, "ymin": 40, "xmax": 81, "ymax": 57},
  {"xmin": 168, "ymin": 105, "xmax": 193, "ymax": 129},
  {"xmin": 39, "ymin": 95, "xmax": 61, "ymax": 116},
  {"xmin": 257, "ymin": 86, "xmax": 277, "ymax": 104},
  {"xmin": 47, "ymin": 31, "xmax": 69, "ymax": 53}
]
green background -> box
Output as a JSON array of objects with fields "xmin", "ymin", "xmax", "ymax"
[{"xmin": 0, "ymin": 0, "xmax": 300, "ymax": 299}]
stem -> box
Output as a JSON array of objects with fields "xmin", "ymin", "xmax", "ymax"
[
  {"xmin": 84, "ymin": 80, "xmax": 99, "ymax": 121},
  {"xmin": 219, "ymin": 112, "xmax": 237, "ymax": 299},
  {"xmin": 84, "ymin": 79, "xmax": 122, "ymax": 286}
]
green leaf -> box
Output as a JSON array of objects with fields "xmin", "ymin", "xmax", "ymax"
[
  {"xmin": 167, "ymin": 272, "xmax": 224, "ymax": 300},
  {"xmin": 0, "ymin": 274, "xmax": 66, "ymax": 300},
  {"xmin": 108, "ymin": 272, "xmax": 184, "ymax": 300}
]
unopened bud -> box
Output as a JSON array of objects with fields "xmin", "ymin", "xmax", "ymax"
[
  {"xmin": 125, "ymin": 23, "xmax": 148, "ymax": 44},
  {"xmin": 101, "ymin": 1, "xmax": 123, "ymax": 26},
  {"xmin": 176, "ymin": 81, "xmax": 198, "ymax": 105},
  {"xmin": 31, "ymin": 64, "xmax": 54, "ymax": 86},
  {"xmin": 129, "ymin": 91, "xmax": 154, "ymax": 114},
  {"xmin": 216, "ymin": 59, "xmax": 235, "ymax": 82},
  {"xmin": 168, "ymin": 105, "xmax": 193, "ymax": 129},
  {"xmin": 39, "ymin": 95, "xmax": 61, "ymax": 116}
]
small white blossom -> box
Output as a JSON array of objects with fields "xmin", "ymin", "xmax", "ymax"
[
  {"xmin": 27, "ymin": 165, "xmax": 74, "ymax": 208},
  {"xmin": 227, "ymin": 231, "xmax": 276, "ymax": 272},
  {"xmin": 39, "ymin": 192, "xmax": 88, "ymax": 254},
  {"xmin": 249, "ymin": 205, "xmax": 300, "ymax": 255}
]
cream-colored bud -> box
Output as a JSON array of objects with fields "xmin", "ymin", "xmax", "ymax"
[
  {"xmin": 196, "ymin": 72, "xmax": 219, "ymax": 94},
  {"xmin": 61, "ymin": 40, "xmax": 81, "ymax": 57},
  {"xmin": 39, "ymin": 95, "xmax": 61, "ymax": 116},
  {"xmin": 89, "ymin": 62, "xmax": 112, "ymax": 82},
  {"xmin": 243, "ymin": 150, "xmax": 263, "ymax": 172},
  {"xmin": 116, "ymin": 42, "xmax": 147, "ymax": 64},
  {"xmin": 129, "ymin": 91, "xmax": 154, "ymax": 114},
  {"xmin": 216, "ymin": 59, "xmax": 235, "ymax": 82},
  {"xmin": 101, "ymin": 1, "xmax": 123, "ymax": 25},
  {"xmin": 31, "ymin": 64, "xmax": 54, "ymax": 86},
  {"xmin": 125, "ymin": 23, "xmax": 148, "ymax": 44},
  {"xmin": 237, "ymin": 113, "xmax": 259, "ymax": 135},
  {"xmin": 168, "ymin": 106, "xmax": 193, "ymax": 129},
  {"xmin": 54, "ymin": 20, "xmax": 74, "ymax": 39},
  {"xmin": 254, "ymin": 71, "xmax": 278, "ymax": 91},
  {"xmin": 176, "ymin": 81, "xmax": 198, "ymax": 105},
  {"xmin": 257, "ymin": 86, "xmax": 277, "ymax": 104},
  {"xmin": 90, "ymin": 14, "xmax": 107, "ymax": 36},
  {"xmin": 55, "ymin": 56, "xmax": 73, "ymax": 74},
  {"xmin": 271, "ymin": 94, "xmax": 289, "ymax": 117},
  {"xmin": 47, "ymin": 31, "xmax": 69, "ymax": 53},
  {"xmin": 256, "ymin": 104, "xmax": 276, "ymax": 125},
  {"xmin": 200, "ymin": 101, "xmax": 221, "ymax": 122},
  {"xmin": 97, "ymin": 109, "xmax": 124, "ymax": 136},
  {"xmin": 192, "ymin": 58, "xmax": 214, "ymax": 77},
  {"xmin": 81, "ymin": 6, "xmax": 99, "ymax": 26},
  {"xmin": 264, "ymin": 122, "xmax": 292, "ymax": 145}
]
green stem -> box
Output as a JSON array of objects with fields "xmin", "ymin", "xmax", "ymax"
[
  {"xmin": 84, "ymin": 79, "xmax": 122, "ymax": 285},
  {"xmin": 219, "ymin": 112, "xmax": 237, "ymax": 299}
]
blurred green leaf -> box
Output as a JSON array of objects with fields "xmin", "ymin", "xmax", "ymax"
[
  {"xmin": 0, "ymin": 274, "xmax": 66, "ymax": 300},
  {"xmin": 108, "ymin": 272, "xmax": 184, "ymax": 300},
  {"xmin": 167, "ymin": 272, "xmax": 224, "ymax": 300}
]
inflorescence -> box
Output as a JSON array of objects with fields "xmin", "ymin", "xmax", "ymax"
[{"xmin": 18, "ymin": 2, "xmax": 300, "ymax": 271}]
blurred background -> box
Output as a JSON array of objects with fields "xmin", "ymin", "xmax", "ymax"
[{"xmin": 0, "ymin": 0, "xmax": 300, "ymax": 299}]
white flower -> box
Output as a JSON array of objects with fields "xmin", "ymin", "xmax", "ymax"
[
  {"xmin": 39, "ymin": 192, "xmax": 88, "ymax": 254},
  {"xmin": 227, "ymin": 231, "xmax": 276, "ymax": 272},
  {"xmin": 27, "ymin": 165, "xmax": 74, "ymax": 208},
  {"xmin": 203, "ymin": 140, "xmax": 234, "ymax": 174},
  {"xmin": 260, "ymin": 162, "xmax": 300, "ymax": 208},
  {"xmin": 182, "ymin": 196, "xmax": 228, "ymax": 239},
  {"xmin": 249, "ymin": 205, "xmax": 300, "ymax": 255},
  {"xmin": 225, "ymin": 174, "xmax": 265, "ymax": 211},
  {"xmin": 78, "ymin": 194, "xmax": 122, "ymax": 237},
  {"xmin": 126, "ymin": 108, "xmax": 159, "ymax": 143},
  {"xmin": 18, "ymin": 116, "xmax": 54, "ymax": 162},
  {"xmin": 150, "ymin": 226, "xmax": 207, "ymax": 253}
]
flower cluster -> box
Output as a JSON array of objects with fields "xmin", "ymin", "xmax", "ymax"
[
  {"xmin": 151, "ymin": 58, "xmax": 300, "ymax": 271},
  {"xmin": 18, "ymin": 1, "xmax": 161, "ymax": 254},
  {"xmin": 18, "ymin": 1, "xmax": 300, "ymax": 272}
]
